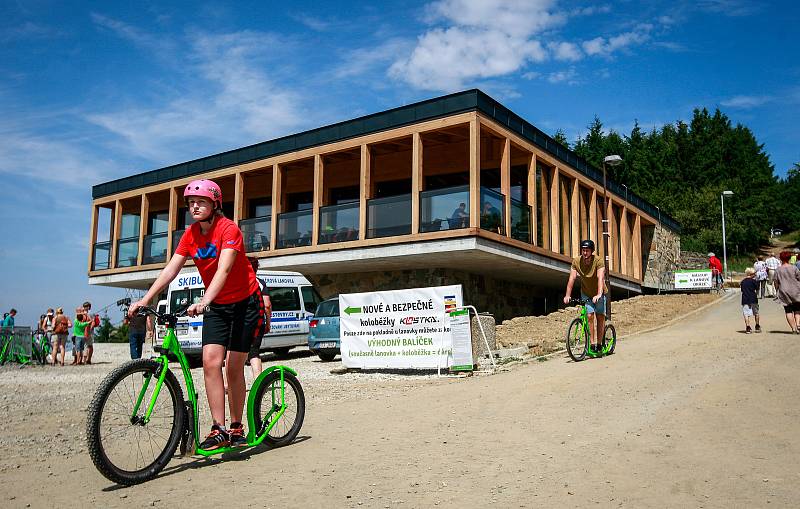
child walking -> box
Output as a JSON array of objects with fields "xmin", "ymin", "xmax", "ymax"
[{"xmin": 741, "ymin": 268, "xmax": 761, "ymax": 334}]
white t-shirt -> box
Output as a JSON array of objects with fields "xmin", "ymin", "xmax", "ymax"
[
  {"xmin": 765, "ymin": 256, "xmax": 780, "ymax": 270},
  {"xmin": 754, "ymin": 260, "xmax": 767, "ymax": 281}
]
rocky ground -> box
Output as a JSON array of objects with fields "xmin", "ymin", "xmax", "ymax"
[{"xmin": 496, "ymin": 292, "xmax": 721, "ymax": 355}]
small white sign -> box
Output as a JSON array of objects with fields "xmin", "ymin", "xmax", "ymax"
[
  {"xmin": 339, "ymin": 285, "xmax": 463, "ymax": 369},
  {"xmin": 674, "ymin": 269, "xmax": 712, "ymax": 289},
  {"xmin": 448, "ymin": 309, "xmax": 473, "ymax": 371}
]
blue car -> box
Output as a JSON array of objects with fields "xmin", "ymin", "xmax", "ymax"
[{"xmin": 308, "ymin": 297, "xmax": 340, "ymax": 362}]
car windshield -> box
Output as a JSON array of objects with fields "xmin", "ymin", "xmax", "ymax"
[{"xmin": 314, "ymin": 299, "xmax": 339, "ymax": 317}]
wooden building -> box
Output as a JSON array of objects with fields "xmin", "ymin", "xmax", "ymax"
[{"xmin": 88, "ymin": 90, "xmax": 680, "ymax": 320}]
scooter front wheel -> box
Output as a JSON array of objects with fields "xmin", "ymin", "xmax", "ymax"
[{"xmin": 253, "ymin": 370, "xmax": 305, "ymax": 447}]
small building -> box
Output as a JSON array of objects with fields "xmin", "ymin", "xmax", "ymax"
[{"xmin": 88, "ymin": 89, "xmax": 680, "ymax": 321}]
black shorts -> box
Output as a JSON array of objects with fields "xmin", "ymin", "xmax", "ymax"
[
  {"xmin": 783, "ymin": 302, "xmax": 800, "ymax": 314},
  {"xmin": 202, "ymin": 291, "xmax": 263, "ymax": 353}
]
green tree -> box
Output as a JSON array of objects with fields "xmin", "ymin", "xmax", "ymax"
[{"xmin": 552, "ymin": 129, "xmax": 570, "ymax": 149}]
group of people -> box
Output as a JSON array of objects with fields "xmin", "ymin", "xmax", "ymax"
[
  {"xmin": 739, "ymin": 250, "xmax": 800, "ymax": 334},
  {"xmin": 37, "ymin": 302, "xmax": 99, "ymax": 366}
]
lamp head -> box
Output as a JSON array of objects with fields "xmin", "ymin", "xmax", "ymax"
[
  {"xmin": 722, "ymin": 190, "xmax": 734, "ymax": 197},
  {"xmin": 603, "ymin": 154, "xmax": 623, "ymax": 166}
]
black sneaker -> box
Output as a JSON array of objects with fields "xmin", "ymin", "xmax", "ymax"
[
  {"xmin": 755, "ymin": 324, "xmax": 762, "ymax": 333},
  {"xmin": 745, "ymin": 326, "xmax": 752, "ymax": 334},
  {"xmin": 200, "ymin": 424, "xmax": 229, "ymax": 450},
  {"xmin": 229, "ymin": 422, "xmax": 247, "ymax": 448}
]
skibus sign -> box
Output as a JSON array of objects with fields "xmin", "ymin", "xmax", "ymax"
[
  {"xmin": 339, "ymin": 285, "xmax": 464, "ymax": 369},
  {"xmin": 674, "ymin": 269, "xmax": 712, "ymax": 289}
]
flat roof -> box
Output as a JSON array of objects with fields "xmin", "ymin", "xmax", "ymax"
[{"xmin": 92, "ymin": 89, "xmax": 679, "ymax": 232}]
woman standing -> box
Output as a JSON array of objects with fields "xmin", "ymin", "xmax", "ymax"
[
  {"xmin": 128, "ymin": 179, "xmax": 263, "ymax": 450},
  {"xmin": 774, "ymin": 250, "xmax": 800, "ymax": 333},
  {"xmin": 51, "ymin": 308, "xmax": 70, "ymax": 366}
]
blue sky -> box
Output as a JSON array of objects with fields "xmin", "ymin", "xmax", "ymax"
[{"xmin": 1, "ymin": 0, "xmax": 798, "ymax": 327}]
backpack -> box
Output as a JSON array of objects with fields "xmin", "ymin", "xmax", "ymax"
[{"xmin": 54, "ymin": 316, "xmax": 68, "ymax": 335}]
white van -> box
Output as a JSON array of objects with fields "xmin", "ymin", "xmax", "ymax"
[{"xmin": 164, "ymin": 270, "xmax": 322, "ymax": 362}]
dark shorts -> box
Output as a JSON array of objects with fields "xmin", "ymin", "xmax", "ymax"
[
  {"xmin": 202, "ymin": 291, "xmax": 263, "ymax": 353},
  {"xmin": 783, "ymin": 302, "xmax": 800, "ymax": 314},
  {"xmin": 248, "ymin": 290, "xmax": 268, "ymax": 360}
]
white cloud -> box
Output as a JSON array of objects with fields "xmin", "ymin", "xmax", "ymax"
[
  {"xmin": 581, "ymin": 24, "xmax": 653, "ymax": 56},
  {"xmin": 698, "ymin": 0, "xmax": 760, "ymax": 17},
  {"xmin": 85, "ymin": 23, "xmax": 308, "ymax": 164},
  {"xmin": 0, "ymin": 129, "xmax": 117, "ymax": 187},
  {"xmin": 548, "ymin": 41, "xmax": 583, "ymax": 61},
  {"xmin": 334, "ymin": 38, "xmax": 412, "ymax": 79},
  {"xmin": 547, "ymin": 67, "xmax": 578, "ymax": 84},
  {"xmin": 720, "ymin": 95, "xmax": 773, "ymax": 109},
  {"xmin": 391, "ymin": 0, "xmax": 560, "ymax": 90}
]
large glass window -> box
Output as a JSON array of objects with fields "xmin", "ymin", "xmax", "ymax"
[
  {"xmin": 367, "ymin": 194, "xmax": 412, "ymax": 238},
  {"xmin": 420, "ymin": 185, "xmax": 470, "ymax": 232},
  {"xmin": 319, "ymin": 202, "xmax": 359, "ymax": 244}
]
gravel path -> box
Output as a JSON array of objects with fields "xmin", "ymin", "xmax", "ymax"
[{"xmin": 2, "ymin": 292, "xmax": 798, "ymax": 508}]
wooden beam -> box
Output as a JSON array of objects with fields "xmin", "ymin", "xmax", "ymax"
[
  {"xmin": 620, "ymin": 207, "xmax": 629, "ymax": 275},
  {"xmin": 167, "ymin": 187, "xmax": 178, "ymax": 257},
  {"xmin": 411, "ymin": 132, "xmax": 423, "ymax": 234},
  {"xmin": 469, "ymin": 117, "xmax": 481, "ymax": 228},
  {"xmin": 312, "ymin": 154, "xmax": 323, "ymax": 246},
  {"xmin": 550, "ymin": 167, "xmax": 560, "ymax": 252},
  {"xmin": 607, "ymin": 198, "xmax": 615, "ymax": 272},
  {"xmin": 589, "ymin": 188, "xmax": 601, "ymax": 246},
  {"xmin": 234, "ymin": 172, "xmax": 244, "ymax": 223},
  {"xmin": 539, "ymin": 164, "xmax": 550, "ymax": 250},
  {"xmin": 501, "ymin": 137, "xmax": 511, "ymax": 236},
  {"xmin": 359, "ymin": 144, "xmax": 371, "ymax": 240},
  {"xmin": 87, "ymin": 204, "xmax": 99, "ymax": 273},
  {"xmin": 571, "ymin": 178, "xmax": 580, "ymax": 256},
  {"xmin": 111, "ymin": 200, "xmax": 122, "ymax": 269},
  {"xmin": 137, "ymin": 194, "xmax": 148, "ymax": 266},
  {"xmin": 270, "ymin": 164, "xmax": 281, "ymax": 250},
  {"xmin": 527, "ymin": 153, "xmax": 537, "ymax": 245},
  {"xmin": 633, "ymin": 214, "xmax": 642, "ymax": 279}
]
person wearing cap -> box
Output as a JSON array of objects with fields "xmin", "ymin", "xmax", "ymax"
[
  {"xmin": 740, "ymin": 268, "xmax": 761, "ymax": 333},
  {"xmin": 128, "ymin": 178, "xmax": 264, "ymax": 450},
  {"xmin": 563, "ymin": 239, "xmax": 608, "ymax": 355},
  {"xmin": 708, "ymin": 252, "xmax": 723, "ymax": 288},
  {"xmin": 41, "ymin": 309, "xmax": 56, "ymax": 360}
]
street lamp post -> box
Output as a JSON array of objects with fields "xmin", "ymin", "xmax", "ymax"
[
  {"xmin": 721, "ymin": 190, "xmax": 734, "ymax": 279},
  {"xmin": 602, "ymin": 154, "xmax": 623, "ymax": 321}
]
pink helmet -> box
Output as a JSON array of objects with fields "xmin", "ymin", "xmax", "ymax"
[{"xmin": 183, "ymin": 179, "xmax": 222, "ymax": 209}]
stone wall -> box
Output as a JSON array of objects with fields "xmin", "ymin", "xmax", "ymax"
[
  {"xmin": 678, "ymin": 251, "xmax": 708, "ymax": 270},
  {"xmin": 642, "ymin": 224, "xmax": 681, "ymax": 290},
  {"xmin": 308, "ymin": 268, "xmax": 565, "ymax": 323}
]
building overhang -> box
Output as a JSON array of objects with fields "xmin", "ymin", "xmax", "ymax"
[{"xmin": 89, "ymin": 237, "xmax": 641, "ymax": 294}]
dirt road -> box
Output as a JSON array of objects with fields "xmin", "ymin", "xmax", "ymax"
[{"xmin": 2, "ymin": 293, "xmax": 799, "ymax": 508}]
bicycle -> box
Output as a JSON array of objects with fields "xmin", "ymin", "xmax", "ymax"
[
  {"xmin": 86, "ymin": 306, "xmax": 305, "ymax": 486},
  {"xmin": 0, "ymin": 331, "xmax": 12, "ymax": 365},
  {"xmin": 564, "ymin": 298, "xmax": 616, "ymax": 362},
  {"xmin": 31, "ymin": 329, "xmax": 51, "ymax": 366},
  {"xmin": 0, "ymin": 328, "xmax": 32, "ymax": 366}
]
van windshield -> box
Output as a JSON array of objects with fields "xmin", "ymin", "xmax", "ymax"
[
  {"xmin": 170, "ymin": 288, "xmax": 205, "ymax": 313},
  {"xmin": 267, "ymin": 287, "xmax": 300, "ymax": 311},
  {"xmin": 314, "ymin": 299, "xmax": 339, "ymax": 317}
]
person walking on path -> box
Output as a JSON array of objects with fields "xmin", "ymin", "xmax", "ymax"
[
  {"xmin": 754, "ymin": 256, "xmax": 768, "ymax": 299},
  {"xmin": 51, "ymin": 307, "xmax": 70, "ymax": 366},
  {"xmin": 774, "ymin": 250, "xmax": 800, "ymax": 334},
  {"xmin": 708, "ymin": 252, "xmax": 724, "ymax": 288},
  {"xmin": 740, "ymin": 268, "xmax": 761, "ymax": 334},
  {"xmin": 125, "ymin": 311, "xmax": 150, "ymax": 359},
  {"xmin": 766, "ymin": 252, "xmax": 780, "ymax": 298}
]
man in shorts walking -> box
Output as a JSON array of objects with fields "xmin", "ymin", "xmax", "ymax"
[{"xmin": 563, "ymin": 239, "xmax": 608, "ymax": 354}]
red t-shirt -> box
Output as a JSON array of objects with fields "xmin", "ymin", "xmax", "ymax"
[
  {"xmin": 708, "ymin": 256, "xmax": 723, "ymax": 273},
  {"xmin": 176, "ymin": 216, "xmax": 258, "ymax": 304}
]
